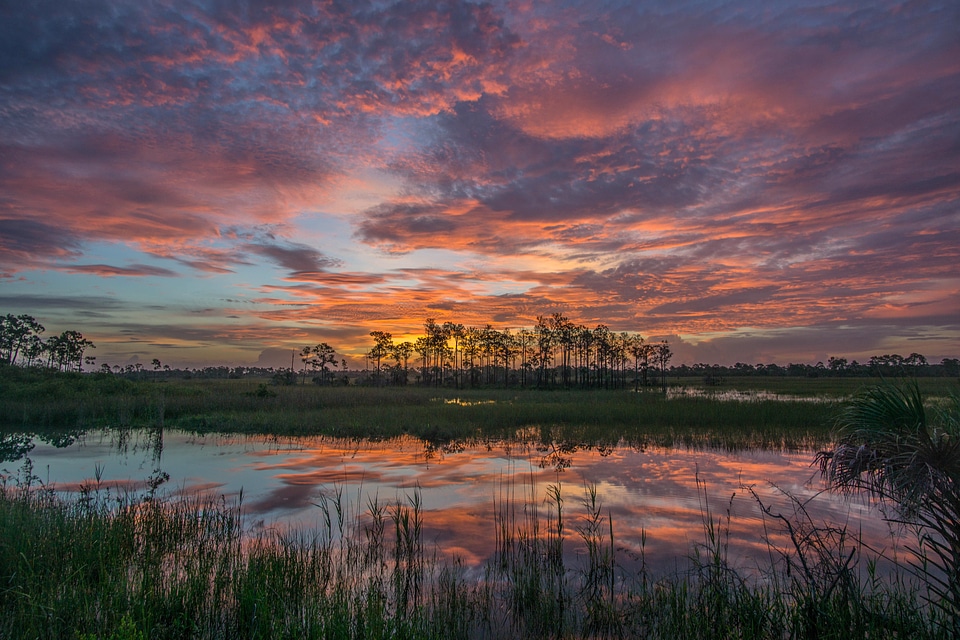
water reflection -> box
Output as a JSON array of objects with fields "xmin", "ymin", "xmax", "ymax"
[
  {"xmin": 666, "ymin": 387, "xmax": 842, "ymax": 403},
  {"xmin": 0, "ymin": 429, "xmax": 903, "ymax": 577},
  {"xmin": 437, "ymin": 397, "xmax": 500, "ymax": 406}
]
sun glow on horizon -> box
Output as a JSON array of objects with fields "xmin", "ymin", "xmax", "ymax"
[{"xmin": 1, "ymin": 0, "xmax": 957, "ymax": 367}]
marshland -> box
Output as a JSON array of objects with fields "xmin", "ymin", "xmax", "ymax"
[
  {"xmin": 2, "ymin": 363, "xmax": 958, "ymax": 639},
  {"xmin": 5, "ymin": 0, "xmax": 960, "ymax": 636}
]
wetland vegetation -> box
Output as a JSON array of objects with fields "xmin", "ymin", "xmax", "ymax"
[
  {"xmin": 2, "ymin": 362, "xmax": 955, "ymax": 454},
  {"xmin": 2, "ymin": 440, "xmax": 955, "ymax": 640},
  {"xmin": 1, "ymin": 365, "xmax": 850, "ymax": 450},
  {"xmin": 1, "ymin": 315, "xmax": 958, "ymax": 638}
]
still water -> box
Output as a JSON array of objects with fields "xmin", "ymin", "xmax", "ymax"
[{"xmin": 2, "ymin": 429, "xmax": 904, "ymax": 576}]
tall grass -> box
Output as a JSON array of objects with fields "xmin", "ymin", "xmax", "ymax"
[
  {"xmin": 1, "ymin": 368, "xmax": 839, "ymax": 450},
  {"xmin": 0, "ymin": 462, "xmax": 949, "ymax": 639}
]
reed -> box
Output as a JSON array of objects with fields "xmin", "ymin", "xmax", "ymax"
[
  {"xmin": 2, "ymin": 368, "xmax": 841, "ymax": 451},
  {"xmin": 1, "ymin": 461, "xmax": 948, "ymax": 639}
]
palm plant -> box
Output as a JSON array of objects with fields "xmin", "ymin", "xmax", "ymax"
[{"xmin": 818, "ymin": 380, "xmax": 960, "ymax": 627}]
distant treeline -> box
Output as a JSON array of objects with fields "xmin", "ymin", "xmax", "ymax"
[
  {"xmin": 299, "ymin": 316, "xmax": 960, "ymax": 387},
  {"xmin": 3, "ymin": 313, "xmax": 958, "ymax": 388},
  {"xmin": 675, "ymin": 355, "xmax": 959, "ymax": 382}
]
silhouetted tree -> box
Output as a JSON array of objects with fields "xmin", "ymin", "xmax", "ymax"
[
  {"xmin": 654, "ymin": 341, "xmax": 672, "ymax": 392},
  {"xmin": 367, "ymin": 331, "xmax": 393, "ymax": 384},
  {"xmin": 390, "ymin": 341, "xmax": 413, "ymax": 385},
  {"xmin": 551, "ymin": 313, "xmax": 575, "ymax": 387},
  {"xmin": 0, "ymin": 313, "xmax": 45, "ymax": 365},
  {"xmin": 517, "ymin": 328, "xmax": 534, "ymax": 388},
  {"xmin": 628, "ymin": 334, "xmax": 646, "ymax": 392},
  {"xmin": 534, "ymin": 316, "xmax": 554, "ymax": 387},
  {"xmin": 443, "ymin": 322, "xmax": 465, "ymax": 388},
  {"xmin": 827, "ymin": 356, "xmax": 848, "ymax": 375},
  {"xmin": 303, "ymin": 342, "xmax": 338, "ymax": 385}
]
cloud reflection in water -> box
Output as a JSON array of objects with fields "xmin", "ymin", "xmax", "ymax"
[{"xmin": 18, "ymin": 430, "xmax": 901, "ymax": 577}]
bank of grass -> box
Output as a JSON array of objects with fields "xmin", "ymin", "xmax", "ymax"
[
  {"xmin": 0, "ymin": 367, "xmax": 863, "ymax": 449},
  {"xmin": 4, "ymin": 367, "xmax": 955, "ymax": 450},
  {"xmin": 167, "ymin": 386, "xmax": 840, "ymax": 449},
  {"xmin": 1, "ymin": 465, "xmax": 949, "ymax": 640}
]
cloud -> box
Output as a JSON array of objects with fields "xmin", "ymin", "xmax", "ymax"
[
  {"xmin": 243, "ymin": 240, "xmax": 342, "ymax": 275},
  {"xmin": 1, "ymin": 0, "xmax": 957, "ymax": 365},
  {"xmin": 348, "ymin": 0, "xmax": 959, "ymax": 348},
  {"xmin": 0, "ymin": 0, "xmax": 526, "ymax": 277},
  {"xmin": 0, "ymin": 218, "xmax": 84, "ymax": 267},
  {"xmin": 64, "ymin": 263, "xmax": 179, "ymax": 278},
  {"xmin": 666, "ymin": 322, "xmax": 960, "ymax": 368},
  {"xmin": 0, "ymin": 294, "xmax": 128, "ymax": 312}
]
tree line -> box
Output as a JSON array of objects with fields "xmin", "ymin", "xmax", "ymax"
[
  {"xmin": 677, "ymin": 354, "xmax": 959, "ymax": 382},
  {"xmin": 4, "ymin": 311, "xmax": 957, "ymax": 385},
  {"xmin": 0, "ymin": 314, "xmax": 95, "ymax": 372},
  {"xmin": 252, "ymin": 315, "xmax": 960, "ymax": 389},
  {"xmin": 353, "ymin": 314, "xmax": 672, "ymax": 390}
]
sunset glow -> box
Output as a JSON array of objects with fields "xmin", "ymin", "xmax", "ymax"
[
  {"xmin": 24, "ymin": 432, "xmax": 900, "ymax": 576},
  {"xmin": 1, "ymin": 0, "xmax": 957, "ymax": 368}
]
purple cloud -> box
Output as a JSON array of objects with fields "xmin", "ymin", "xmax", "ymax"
[{"xmin": 1, "ymin": 0, "xmax": 957, "ymax": 364}]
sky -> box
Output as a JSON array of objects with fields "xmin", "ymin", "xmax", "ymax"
[{"xmin": 1, "ymin": 0, "xmax": 958, "ymax": 369}]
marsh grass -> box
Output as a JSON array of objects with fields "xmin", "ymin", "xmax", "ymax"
[
  {"xmin": 2, "ymin": 368, "xmax": 842, "ymax": 451},
  {"xmin": 0, "ymin": 460, "xmax": 949, "ymax": 640}
]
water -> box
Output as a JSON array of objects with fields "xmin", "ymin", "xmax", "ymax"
[
  {"xmin": 1, "ymin": 428, "xmax": 905, "ymax": 577},
  {"xmin": 665, "ymin": 386, "xmax": 843, "ymax": 403}
]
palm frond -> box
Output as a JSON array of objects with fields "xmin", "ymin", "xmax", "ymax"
[{"xmin": 819, "ymin": 379, "xmax": 960, "ymax": 622}]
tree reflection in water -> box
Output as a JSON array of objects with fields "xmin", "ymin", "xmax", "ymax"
[{"xmin": 1, "ymin": 428, "xmax": 906, "ymax": 579}]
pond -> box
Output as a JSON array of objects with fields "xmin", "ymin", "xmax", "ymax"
[
  {"xmin": 665, "ymin": 387, "xmax": 842, "ymax": 403},
  {"xmin": 1, "ymin": 428, "xmax": 906, "ymax": 578}
]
